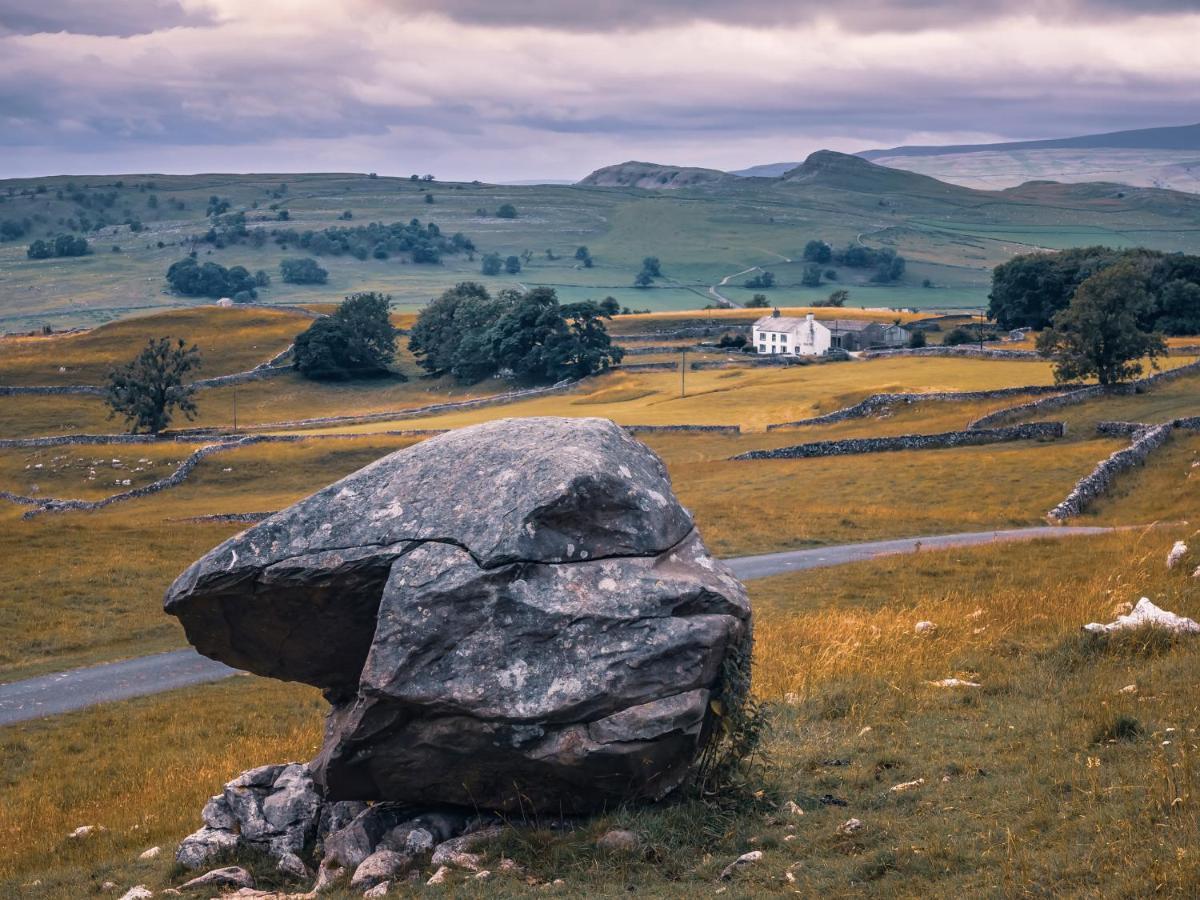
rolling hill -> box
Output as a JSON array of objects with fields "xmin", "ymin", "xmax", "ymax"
[
  {"xmin": 3, "ymin": 151, "xmax": 1200, "ymax": 331},
  {"xmin": 735, "ymin": 123, "xmax": 1200, "ymax": 192}
]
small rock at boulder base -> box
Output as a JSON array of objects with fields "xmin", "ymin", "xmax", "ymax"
[
  {"xmin": 166, "ymin": 417, "xmax": 752, "ymax": 814},
  {"xmin": 179, "ymin": 866, "xmax": 255, "ymax": 891},
  {"xmin": 363, "ymin": 883, "xmax": 391, "ymax": 898},
  {"xmin": 595, "ymin": 829, "xmax": 641, "ymax": 853},
  {"xmin": 426, "ymin": 865, "xmax": 451, "ymax": 886},
  {"xmin": 137, "ymin": 846, "xmax": 160, "ymax": 860},
  {"xmin": 117, "ymin": 887, "xmax": 152, "ymax": 900},
  {"xmin": 720, "ymin": 850, "xmax": 763, "ymax": 879},
  {"xmin": 351, "ymin": 849, "xmax": 412, "ymax": 890},
  {"xmin": 175, "ymin": 763, "xmax": 321, "ymax": 871}
]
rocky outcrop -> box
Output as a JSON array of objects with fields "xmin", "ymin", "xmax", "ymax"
[
  {"xmin": 732, "ymin": 422, "xmax": 1064, "ymax": 461},
  {"xmin": 1047, "ymin": 423, "xmax": 1173, "ymax": 521},
  {"xmin": 166, "ymin": 417, "xmax": 751, "ymax": 814},
  {"xmin": 177, "ymin": 763, "xmax": 322, "ymax": 875}
]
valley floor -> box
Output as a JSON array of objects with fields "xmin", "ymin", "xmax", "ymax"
[{"xmin": 1, "ymin": 306, "xmax": 1198, "ymax": 896}]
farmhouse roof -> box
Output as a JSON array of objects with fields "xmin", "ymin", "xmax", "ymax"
[{"xmin": 752, "ymin": 315, "xmax": 822, "ymax": 337}]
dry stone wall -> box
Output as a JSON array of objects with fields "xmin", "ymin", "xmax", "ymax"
[
  {"xmin": 1047, "ymin": 424, "xmax": 1173, "ymax": 522},
  {"xmin": 767, "ymin": 385, "xmax": 1070, "ymax": 431},
  {"xmin": 732, "ymin": 422, "xmax": 1064, "ymax": 461},
  {"xmin": 862, "ymin": 347, "xmax": 1040, "ymax": 360}
]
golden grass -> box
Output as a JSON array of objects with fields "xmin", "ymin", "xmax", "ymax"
[
  {"xmin": 1087, "ymin": 431, "xmax": 1200, "ymax": 526},
  {"xmin": 0, "ymin": 435, "xmax": 424, "ymax": 680},
  {"xmin": 291, "ymin": 357, "xmax": 1063, "ymax": 435},
  {"xmin": 0, "ymin": 307, "xmax": 308, "ymax": 386},
  {"xmin": 0, "ymin": 441, "xmax": 204, "ymax": 501},
  {"xmin": 5, "ymin": 529, "xmax": 1200, "ymax": 897},
  {"xmin": 664, "ymin": 437, "xmax": 1123, "ymax": 556}
]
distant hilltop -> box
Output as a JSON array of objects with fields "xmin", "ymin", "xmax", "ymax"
[
  {"xmin": 576, "ymin": 160, "xmax": 730, "ymax": 190},
  {"xmin": 731, "ymin": 122, "xmax": 1200, "ymax": 193}
]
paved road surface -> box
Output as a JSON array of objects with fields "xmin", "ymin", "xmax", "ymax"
[{"xmin": 0, "ymin": 525, "xmax": 1112, "ymax": 726}]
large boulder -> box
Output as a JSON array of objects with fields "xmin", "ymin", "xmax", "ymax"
[{"xmin": 166, "ymin": 417, "xmax": 751, "ymax": 814}]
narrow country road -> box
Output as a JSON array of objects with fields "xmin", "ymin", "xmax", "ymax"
[{"xmin": 0, "ymin": 525, "xmax": 1114, "ymax": 726}]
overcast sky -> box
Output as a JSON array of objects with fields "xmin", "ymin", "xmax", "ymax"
[{"xmin": 1, "ymin": 0, "xmax": 1197, "ymax": 182}]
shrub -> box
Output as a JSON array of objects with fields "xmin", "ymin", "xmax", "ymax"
[
  {"xmin": 279, "ymin": 257, "xmax": 328, "ymax": 285},
  {"xmin": 496, "ymin": 203, "xmax": 518, "ymax": 219}
]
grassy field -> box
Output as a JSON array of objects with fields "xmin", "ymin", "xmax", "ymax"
[
  {"xmin": 5, "ymin": 159, "xmax": 1200, "ymax": 330},
  {"xmin": 0, "ymin": 307, "xmax": 306, "ymax": 387},
  {"xmin": 5, "ymin": 528, "xmax": 1200, "ymax": 897}
]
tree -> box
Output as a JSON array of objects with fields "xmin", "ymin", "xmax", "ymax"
[
  {"xmin": 1036, "ymin": 262, "xmax": 1167, "ymax": 385},
  {"xmin": 642, "ymin": 257, "xmax": 662, "ymax": 278},
  {"xmin": 496, "ymin": 203, "xmax": 518, "ymax": 219},
  {"xmin": 104, "ymin": 338, "xmax": 201, "ymax": 434},
  {"xmin": 745, "ymin": 294, "xmax": 769, "ymax": 308},
  {"xmin": 574, "ymin": 246, "xmax": 590, "ymax": 261},
  {"xmin": 481, "ymin": 253, "xmax": 503, "ymax": 276},
  {"xmin": 598, "ymin": 296, "xmax": 621, "ymax": 316},
  {"xmin": 280, "ymin": 257, "xmax": 328, "ymax": 284},
  {"xmin": 166, "ymin": 258, "xmax": 257, "ymax": 298},
  {"xmin": 825, "ymin": 289, "xmax": 848, "ymax": 307},
  {"xmin": 803, "ymin": 240, "xmax": 832, "ymax": 264},
  {"xmin": 504, "ymin": 255, "xmax": 522, "ymax": 274},
  {"xmin": 293, "ymin": 292, "xmax": 400, "ymax": 380},
  {"xmin": 633, "ymin": 271, "xmax": 654, "ymax": 288},
  {"xmin": 1155, "ymin": 279, "xmax": 1200, "ymax": 335},
  {"xmin": 801, "ymin": 264, "xmax": 823, "ymax": 287},
  {"xmin": 908, "ymin": 329, "xmax": 927, "ymax": 348}
]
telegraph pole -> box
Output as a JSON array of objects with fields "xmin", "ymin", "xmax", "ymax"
[
  {"xmin": 978, "ymin": 307, "xmax": 986, "ymax": 350},
  {"xmin": 680, "ymin": 347, "xmax": 687, "ymax": 398},
  {"xmin": 233, "ymin": 385, "xmax": 238, "ymax": 433}
]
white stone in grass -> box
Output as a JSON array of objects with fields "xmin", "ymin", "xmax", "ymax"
[
  {"xmin": 426, "ymin": 866, "xmax": 450, "ymax": 885},
  {"xmin": 1119, "ymin": 684, "xmax": 1138, "ymax": 695},
  {"xmin": 928, "ymin": 678, "xmax": 981, "ymax": 688},
  {"xmin": 889, "ymin": 778, "xmax": 925, "ymax": 793},
  {"xmin": 363, "ymin": 882, "xmax": 390, "ymax": 898},
  {"xmin": 117, "ymin": 887, "xmax": 153, "ymax": 900},
  {"xmin": 68, "ymin": 824, "xmax": 103, "ymax": 839},
  {"xmin": 914, "ymin": 620, "xmax": 937, "ymax": 635},
  {"xmin": 835, "ymin": 818, "xmax": 863, "ymax": 836},
  {"xmin": 138, "ymin": 846, "xmax": 160, "ymax": 860},
  {"xmin": 720, "ymin": 851, "xmax": 762, "ymax": 879},
  {"xmin": 1168, "ymin": 541, "xmax": 1189, "ymax": 569},
  {"xmin": 1193, "ymin": 565, "xmax": 1200, "ymax": 579},
  {"xmin": 1083, "ymin": 597, "xmax": 1200, "ymax": 635}
]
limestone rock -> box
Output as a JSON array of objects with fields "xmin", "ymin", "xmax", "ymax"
[
  {"xmin": 166, "ymin": 418, "xmax": 751, "ymax": 814},
  {"xmin": 362, "ymin": 884, "xmax": 390, "ymax": 898},
  {"xmin": 1168, "ymin": 540, "xmax": 1188, "ymax": 569},
  {"xmin": 176, "ymin": 764, "xmax": 321, "ymax": 871},
  {"xmin": 1083, "ymin": 597, "xmax": 1200, "ymax": 635},
  {"xmin": 836, "ymin": 818, "xmax": 863, "ymax": 836},
  {"xmin": 595, "ymin": 830, "xmax": 640, "ymax": 853},
  {"xmin": 720, "ymin": 850, "xmax": 762, "ymax": 879},
  {"xmin": 179, "ymin": 867, "xmax": 255, "ymax": 891},
  {"xmin": 117, "ymin": 888, "xmax": 153, "ymax": 900},
  {"xmin": 350, "ymin": 850, "xmax": 411, "ymax": 890}
]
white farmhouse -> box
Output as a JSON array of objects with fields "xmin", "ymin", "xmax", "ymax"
[
  {"xmin": 752, "ymin": 313, "xmax": 830, "ymax": 356},
  {"xmin": 752, "ymin": 313, "xmax": 909, "ymax": 355}
]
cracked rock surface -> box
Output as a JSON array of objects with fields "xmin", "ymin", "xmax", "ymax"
[{"xmin": 166, "ymin": 417, "xmax": 750, "ymax": 813}]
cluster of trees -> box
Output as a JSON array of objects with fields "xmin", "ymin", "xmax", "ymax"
[
  {"xmin": 194, "ymin": 217, "xmax": 474, "ymax": 265},
  {"xmin": 280, "ymin": 257, "xmax": 328, "ymax": 284},
  {"xmin": 409, "ymin": 283, "xmax": 624, "ymax": 385},
  {"xmin": 634, "ymin": 256, "xmax": 663, "ymax": 288},
  {"xmin": 989, "ymin": 247, "xmax": 1200, "ymax": 334},
  {"xmin": 575, "ymin": 246, "xmax": 594, "ymax": 268},
  {"xmin": 27, "ymin": 234, "xmax": 90, "ymax": 259},
  {"xmin": 166, "ymin": 258, "xmax": 260, "ymax": 300},
  {"xmin": 744, "ymin": 271, "xmax": 775, "ymax": 289},
  {"xmin": 481, "ymin": 253, "xmax": 522, "ymax": 275},
  {"xmin": 1, "ymin": 219, "xmax": 30, "ymax": 241},
  {"xmin": 293, "ymin": 293, "xmax": 399, "ymax": 380},
  {"xmin": 813, "ymin": 289, "xmax": 849, "ymax": 308},
  {"xmin": 801, "ymin": 239, "xmax": 906, "ymax": 283}
]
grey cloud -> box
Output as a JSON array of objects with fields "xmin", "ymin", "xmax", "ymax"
[
  {"xmin": 0, "ymin": 0, "xmax": 214, "ymax": 36},
  {"xmin": 386, "ymin": 0, "xmax": 1200, "ymax": 32}
]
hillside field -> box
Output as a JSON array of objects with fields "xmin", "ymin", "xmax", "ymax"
[
  {"xmin": 1, "ymin": 306, "xmax": 1199, "ymax": 896},
  {"xmin": 4, "ymin": 153, "xmax": 1200, "ymax": 331}
]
